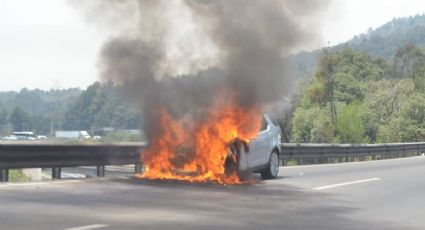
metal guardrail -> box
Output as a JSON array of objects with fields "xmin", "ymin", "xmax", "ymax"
[
  {"xmin": 0, "ymin": 142, "xmax": 424, "ymax": 182},
  {"xmin": 280, "ymin": 142, "xmax": 425, "ymax": 165},
  {"xmin": 0, "ymin": 142, "xmax": 145, "ymax": 182}
]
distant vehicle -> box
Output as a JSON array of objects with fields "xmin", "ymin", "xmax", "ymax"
[
  {"xmin": 55, "ymin": 130, "xmax": 91, "ymax": 139},
  {"xmin": 36, "ymin": 135, "xmax": 48, "ymax": 140},
  {"xmin": 2, "ymin": 135, "xmax": 18, "ymax": 141},
  {"xmin": 93, "ymin": 135, "xmax": 102, "ymax": 141},
  {"xmin": 226, "ymin": 114, "xmax": 282, "ymax": 179},
  {"xmin": 12, "ymin": 132, "xmax": 36, "ymax": 141}
]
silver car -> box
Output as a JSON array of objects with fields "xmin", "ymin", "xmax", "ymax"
[{"xmin": 226, "ymin": 114, "xmax": 281, "ymax": 179}]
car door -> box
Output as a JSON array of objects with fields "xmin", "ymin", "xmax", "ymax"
[{"xmin": 247, "ymin": 116, "xmax": 269, "ymax": 168}]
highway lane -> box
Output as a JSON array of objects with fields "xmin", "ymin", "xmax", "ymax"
[
  {"xmin": 1, "ymin": 156, "xmax": 424, "ymax": 230},
  {"xmin": 278, "ymin": 155, "xmax": 425, "ymax": 228}
]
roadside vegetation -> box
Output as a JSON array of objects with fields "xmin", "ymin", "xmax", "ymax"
[
  {"xmin": 8, "ymin": 170, "xmax": 30, "ymax": 182},
  {"xmin": 290, "ymin": 44, "xmax": 425, "ymax": 143},
  {"xmin": 0, "ymin": 82, "xmax": 141, "ymax": 137},
  {"xmin": 101, "ymin": 131, "xmax": 145, "ymax": 143}
]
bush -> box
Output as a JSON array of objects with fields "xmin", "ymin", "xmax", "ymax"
[
  {"xmin": 335, "ymin": 103, "xmax": 368, "ymax": 143},
  {"xmin": 102, "ymin": 131, "xmax": 144, "ymax": 142},
  {"xmin": 291, "ymin": 107, "xmax": 318, "ymax": 143},
  {"xmin": 9, "ymin": 170, "xmax": 30, "ymax": 182}
]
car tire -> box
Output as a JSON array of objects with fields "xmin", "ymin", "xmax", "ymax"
[{"xmin": 261, "ymin": 151, "xmax": 279, "ymax": 179}]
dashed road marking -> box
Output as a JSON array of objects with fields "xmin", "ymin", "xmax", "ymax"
[{"xmin": 313, "ymin": 178, "xmax": 382, "ymax": 190}]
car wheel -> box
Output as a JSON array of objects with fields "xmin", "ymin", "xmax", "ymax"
[{"xmin": 261, "ymin": 151, "xmax": 279, "ymax": 179}]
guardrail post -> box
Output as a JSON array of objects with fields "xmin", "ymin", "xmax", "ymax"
[
  {"xmin": 0, "ymin": 169, "xmax": 9, "ymax": 182},
  {"xmin": 135, "ymin": 163, "xmax": 142, "ymax": 174},
  {"xmin": 298, "ymin": 158, "xmax": 303, "ymax": 165},
  {"xmin": 52, "ymin": 167, "xmax": 61, "ymax": 179},
  {"xmin": 97, "ymin": 165, "xmax": 105, "ymax": 177}
]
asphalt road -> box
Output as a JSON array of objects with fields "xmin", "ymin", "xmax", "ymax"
[{"xmin": 1, "ymin": 156, "xmax": 425, "ymax": 230}]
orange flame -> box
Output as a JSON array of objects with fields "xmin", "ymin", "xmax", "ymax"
[{"xmin": 136, "ymin": 101, "xmax": 261, "ymax": 184}]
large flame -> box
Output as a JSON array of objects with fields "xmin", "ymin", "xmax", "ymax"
[{"xmin": 136, "ymin": 102, "xmax": 261, "ymax": 184}]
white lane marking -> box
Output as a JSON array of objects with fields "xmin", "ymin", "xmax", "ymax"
[
  {"xmin": 0, "ymin": 180, "xmax": 82, "ymax": 188},
  {"xmin": 313, "ymin": 178, "xmax": 382, "ymax": 190},
  {"xmin": 65, "ymin": 224, "xmax": 109, "ymax": 230}
]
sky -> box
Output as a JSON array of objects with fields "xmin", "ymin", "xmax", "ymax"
[{"xmin": 0, "ymin": 0, "xmax": 424, "ymax": 91}]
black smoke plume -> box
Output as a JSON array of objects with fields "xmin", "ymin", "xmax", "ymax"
[{"xmin": 71, "ymin": 0, "xmax": 329, "ymax": 139}]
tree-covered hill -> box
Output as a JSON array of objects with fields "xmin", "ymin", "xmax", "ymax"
[
  {"xmin": 0, "ymin": 84, "xmax": 141, "ymax": 136},
  {"xmin": 338, "ymin": 14, "xmax": 425, "ymax": 59},
  {"xmin": 62, "ymin": 82, "xmax": 141, "ymax": 132},
  {"xmin": 0, "ymin": 88, "xmax": 81, "ymax": 117},
  {"xmin": 291, "ymin": 14, "xmax": 425, "ymax": 79},
  {"xmin": 0, "ymin": 88, "xmax": 82, "ymax": 134}
]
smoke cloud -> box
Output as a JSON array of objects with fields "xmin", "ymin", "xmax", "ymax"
[{"xmin": 71, "ymin": 0, "xmax": 329, "ymax": 138}]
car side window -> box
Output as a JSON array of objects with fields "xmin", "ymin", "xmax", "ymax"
[{"xmin": 260, "ymin": 116, "xmax": 268, "ymax": 131}]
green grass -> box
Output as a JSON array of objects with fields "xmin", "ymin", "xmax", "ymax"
[
  {"xmin": 9, "ymin": 170, "xmax": 30, "ymax": 182},
  {"xmin": 285, "ymin": 159, "xmax": 298, "ymax": 166}
]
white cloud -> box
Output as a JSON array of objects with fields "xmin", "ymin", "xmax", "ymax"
[
  {"xmin": 0, "ymin": 0, "xmax": 103, "ymax": 91},
  {"xmin": 322, "ymin": 0, "xmax": 425, "ymax": 46}
]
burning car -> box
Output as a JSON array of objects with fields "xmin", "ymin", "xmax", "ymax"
[
  {"xmin": 139, "ymin": 111, "xmax": 282, "ymax": 184},
  {"xmin": 225, "ymin": 114, "xmax": 281, "ymax": 180}
]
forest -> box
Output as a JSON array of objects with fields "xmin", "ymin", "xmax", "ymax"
[
  {"xmin": 0, "ymin": 82, "xmax": 141, "ymax": 136},
  {"xmin": 290, "ymin": 44, "xmax": 425, "ymax": 143}
]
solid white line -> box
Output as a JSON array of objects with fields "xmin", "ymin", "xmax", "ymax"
[
  {"xmin": 0, "ymin": 180, "xmax": 81, "ymax": 188},
  {"xmin": 313, "ymin": 178, "xmax": 382, "ymax": 190},
  {"xmin": 65, "ymin": 224, "xmax": 109, "ymax": 230}
]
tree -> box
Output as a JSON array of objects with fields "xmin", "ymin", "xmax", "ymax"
[
  {"xmin": 378, "ymin": 92, "xmax": 425, "ymax": 142},
  {"xmin": 63, "ymin": 82, "xmax": 106, "ymax": 131},
  {"xmin": 394, "ymin": 43, "xmax": 425, "ymax": 79},
  {"xmin": 333, "ymin": 73, "xmax": 364, "ymax": 104},
  {"xmin": 9, "ymin": 107, "xmax": 31, "ymax": 131},
  {"xmin": 0, "ymin": 109, "xmax": 10, "ymax": 134},
  {"xmin": 291, "ymin": 107, "xmax": 318, "ymax": 143},
  {"xmin": 312, "ymin": 50, "xmax": 340, "ymax": 125},
  {"xmin": 335, "ymin": 103, "xmax": 367, "ymax": 143},
  {"xmin": 310, "ymin": 110, "xmax": 334, "ymax": 143},
  {"xmin": 0, "ymin": 110, "xmax": 8, "ymax": 127},
  {"xmin": 63, "ymin": 82, "xmax": 141, "ymax": 132},
  {"xmin": 31, "ymin": 115, "xmax": 51, "ymax": 135}
]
